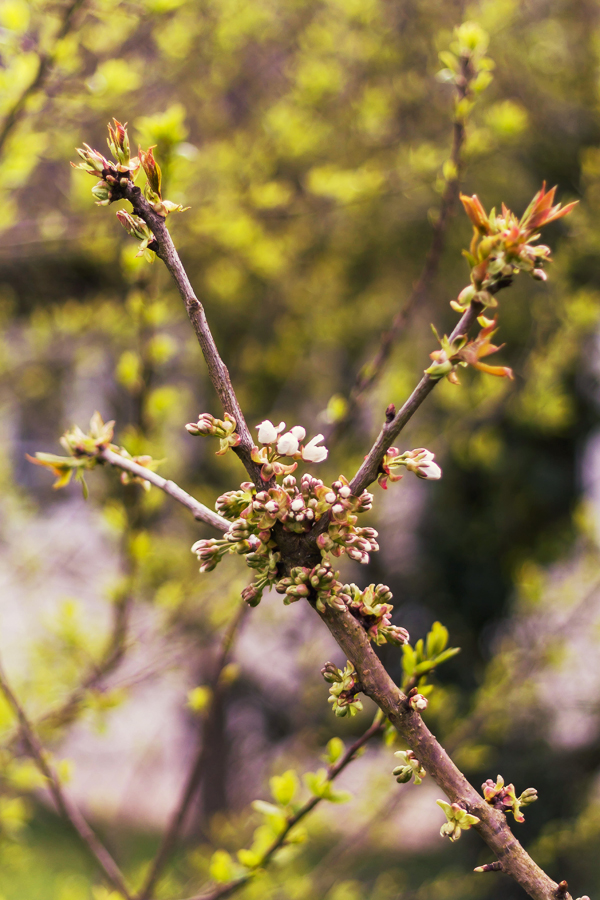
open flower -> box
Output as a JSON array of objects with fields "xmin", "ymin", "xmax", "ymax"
[
  {"xmin": 277, "ymin": 431, "xmax": 301, "ymax": 456},
  {"xmin": 257, "ymin": 420, "xmax": 285, "ymax": 444},
  {"xmin": 302, "ymin": 434, "xmax": 328, "ymax": 463}
]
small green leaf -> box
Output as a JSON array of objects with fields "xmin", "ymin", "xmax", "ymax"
[
  {"xmin": 209, "ymin": 850, "xmax": 235, "ymax": 883},
  {"xmin": 237, "ymin": 848, "xmax": 261, "ymax": 868},
  {"xmin": 325, "ymin": 737, "xmax": 345, "ymax": 765},
  {"xmin": 270, "ymin": 769, "xmax": 299, "ymax": 806},
  {"xmin": 304, "ymin": 769, "xmax": 328, "ymax": 797},
  {"xmin": 426, "ymin": 622, "xmax": 448, "ymax": 658},
  {"xmin": 402, "ymin": 644, "xmax": 416, "ymax": 678}
]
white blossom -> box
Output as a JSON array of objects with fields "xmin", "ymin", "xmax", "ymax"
[
  {"xmin": 290, "ymin": 425, "xmax": 306, "ymax": 441},
  {"xmin": 410, "ymin": 449, "xmax": 442, "ymax": 480},
  {"xmin": 277, "ymin": 431, "xmax": 300, "ymax": 456},
  {"xmin": 302, "ymin": 434, "xmax": 328, "ymax": 463},
  {"xmin": 417, "ymin": 459, "xmax": 442, "ymax": 480},
  {"xmin": 256, "ymin": 419, "xmax": 285, "ymax": 444}
]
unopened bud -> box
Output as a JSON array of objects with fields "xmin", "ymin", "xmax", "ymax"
[
  {"xmin": 321, "ymin": 662, "xmax": 342, "ymax": 683},
  {"xmin": 409, "ymin": 693, "xmax": 428, "ymax": 711}
]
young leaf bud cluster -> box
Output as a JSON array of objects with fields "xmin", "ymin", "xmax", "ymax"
[
  {"xmin": 72, "ymin": 120, "xmax": 189, "ymax": 261},
  {"xmin": 437, "ymin": 799, "xmax": 480, "ymax": 841},
  {"xmin": 456, "ymin": 185, "xmax": 576, "ymax": 308},
  {"xmin": 28, "ymin": 413, "xmax": 162, "ymax": 498},
  {"xmin": 393, "ymin": 750, "xmax": 426, "ymax": 785},
  {"xmin": 321, "ymin": 661, "xmax": 363, "ymax": 717}
]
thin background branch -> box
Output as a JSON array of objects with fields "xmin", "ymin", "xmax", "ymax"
[{"xmin": 0, "ymin": 656, "xmax": 132, "ymax": 899}]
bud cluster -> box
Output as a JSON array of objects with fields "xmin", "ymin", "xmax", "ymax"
[
  {"xmin": 437, "ymin": 799, "xmax": 480, "ymax": 842},
  {"xmin": 27, "ymin": 412, "xmax": 160, "ymax": 497},
  {"xmin": 378, "ymin": 447, "xmax": 442, "ymax": 489},
  {"xmin": 275, "ymin": 560, "xmax": 345, "ymax": 613},
  {"xmin": 426, "ymin": 316, "xmax": 513, "ymax": 384},
  {"xmin": 185, "ymin": 412, "xmax": 242, "ymax": 456},
  {"xmin": 73, "ymin": 119, "xmax": 189, "ymax": 261},
  {"xmin": 482, "ymin": 775, "xmax": 538, "ymax": 824},
  {"xmin": 456, "ymin": 185, "xmax": 575, "ymax": 307},
  {"xmin": 321, "ymin": 661, "xmax": 363, "ymax": 717},
  {"xmin": 338, "ymin": 583, "xmax": 409, "ymax": 647},
  {"xmin": 393, "ymin": 749, "xmax": 426, "ymax": 785}
]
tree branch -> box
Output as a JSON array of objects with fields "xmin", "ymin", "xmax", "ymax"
[
  {"xmin": 99, "ymin": 448, "xmax": 229, "ymax": 532},
  {"xmin": 349, "ymin": 299, "xmax": 483, "ymax": 495},
  {"xmin": 118, "ymin": 183, "xmax": 262, "ymax": 485},
  {"xmin": 0, "ymin": 657, "xmax": 133, "ymax": 899},
  {"xmin": 0, "ymin": 0, "xmax": 87, "ymax": 156},
  {"xmin": 175, "ymin": 713, "xmax": 385, "ymax": 900},
  {"xmin": 4, "ymin": 591, "xmax": 131, "ymax": 753},
  {"xmin": 316, "ymin": 601, "xmax": 570, "ymax": 900},
  {"xmin": 138, "ymin": 604, "xmax": 249, "ymax": 900}
]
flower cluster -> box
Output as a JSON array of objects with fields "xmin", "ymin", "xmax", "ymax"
[
  {"xmin": 425, "ymin": 316, "xmax": 513, "ymax": 384},
  {"xmin": 482, "ymin": 775, "xmax": 538, "ymax": 824},
  {"xmin": 185, "ymin": 412, "xmax": 241, "ymax": 455},
  {"xmin": 321, "ymin": 661, "xmax": 363, "ymax": 717},
  {"xmin": 378, "ymin": 447, "xmax": 442, "ymax": 489},
  {"xmin": 190, "ymin": 421, "xmax": 411, "ymax": 649},
  {"xmin": 437, "ymin": 799, "xmax": 480, "ymax": 842},
  {"xmin": 251, "ymin": 420, "xmax": 328, "ymax": 480},
  {"xmin": 72, "ymin": 120, "xmax": 188, "ymax": 260},
  {"xmin": 338, "ymin": 583, "xmax": 409, "ymax": 646},
  {"xmin": 454, "ymin": 184, "xmax": 576, "ymax": 310},
  {"xmin": 393, "ymin": 750, "xmax": 426, "ymax": 785}
]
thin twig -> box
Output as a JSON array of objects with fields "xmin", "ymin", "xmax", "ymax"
[
  {"xmin": 349, "ymin": 299, "xmax": 484, "ymax": 495},
  {"xmin": 138, "ymin": 604, "xmax": 250, "ymax": 900},
  {"xmin": 0, "ymin": 657, "xmax": 132, "ymax": 899},
  {"xmin": 118, "ymin": 183, "xmax": 262, "ymax": 485},
  {"xmin": 4, "ymin": 592, "xmax": 131, "ymax": 752},
  {"xmin": 99, "ymin": 448, "xmax": 229, "ymax": 533},
  {"xmin": 329, "ymin": 56, "xmax": 470, "ymax": 440},
  {"xmin": 0, "ymin": 0, "xmax": 87, "ymax": 156},
  {"xmin": 175, "ymin": 713, "xmax": 385, "ymax": 900}
]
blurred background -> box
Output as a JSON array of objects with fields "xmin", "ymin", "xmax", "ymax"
[{"xmin": 0, "ymin": 0, "xmax": 599, "ymax": 898}]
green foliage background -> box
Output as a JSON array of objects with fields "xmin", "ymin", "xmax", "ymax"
[{"xmin": 1, "ymin": 0, "xmax": 600, "ymax": 898}]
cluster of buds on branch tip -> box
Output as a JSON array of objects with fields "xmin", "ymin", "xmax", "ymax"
[
  {"xmin": 185, "ymin": 412, "xmax": 242, "ymax": 455},
  {"xmin": 73, "ymin": 119, "xmax": 189, "ymax": 260},
  {"xmin": 27, "ymin": 412, "xmax": 162, "ymax": 498},
  {"xmin": 453, "ymin": 184, "xmax": 577, "ymax": 311},
  {"xmin": 378, "ymin": 447, "xmax": 442, "ymax": 489},
  {"xmin": 482, "ymin": 775, "xmax": 538, "ymax": 823}
]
